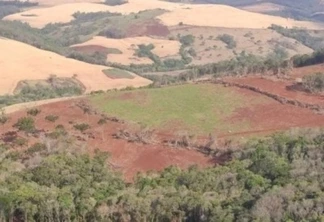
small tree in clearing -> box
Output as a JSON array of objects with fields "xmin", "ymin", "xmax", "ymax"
[{"xmin": 73, "ymin": 123, "xmax": 90, "ymax": 133}]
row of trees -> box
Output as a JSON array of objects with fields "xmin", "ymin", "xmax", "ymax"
[
  {"xmin": 1, "ymin": 128, "xmax": 324, "ymax": 221},
  {"xmin": 0, "ymin": 1, "xmax": 38, "ymax": 19}
]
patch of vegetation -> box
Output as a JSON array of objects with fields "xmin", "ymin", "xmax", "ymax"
[
  {"xmin": 27, "ymin": 108, "xmax": 41, "ymax": 116},
  {"xmin": 135, "ymin": 44, "xmax": 161, "ymax": 64},
  {"xmin": 98, "ymin": 118, "xmax": 107, "ymax": 125},
  {"xmin": 188, "ymin": 47, "xmax": 197, "ymax": 57},
  {"xmin": 25, "ymin": 143, "xmax": 46, "ymax": 155},
  {"xmin": 270, "ymin": 25, "xmax": 324, "ymax": 50},
  {"xmin": 103, "ymin": 0, "xmax": 128, "ymax": 6},
  {"xmin": 0, "ymin": 77, "xmax": 84, "ymax": 108},
  {"xmin": 0, "ymin": 21, "xmax": 65, "ymax": 54},
  {"xmin": 179, "ymin": 34, "xmax": 195, "ymax": 46},
  {"xmin": 217, "ymin": 34, "xmax": 237, "ymax": 49},
  {"xmin": 13, "ymin": 137, "xmax": 28, "ymax": 147},
  {"xmin": 302, "ymin": 72, "xmax": 324, "ymax": 93},
  {"xmin": 103, "ymin": 68, "xmax": 134, "ymax": 79},
  {"xmin": 13, "ymin": 117, "xmax": 35, "ymax": 133},
  {"xmin": 47, "ymin": 125, "xmax": 67, "ymax": 139},
  {"xmin": 45, "ymin": 115, "xmax": 59, "ymax": 122},
  {"xmin": 292, "ymin": 49, "xmax": 324, "ymax": 67},
  {"xmin": 0, "ymin": 1, "xmax": 38, "ymax": 19},
  {"xmin": 90, "ymin": 84, "xmax": 263, "ymax": 133},
  {"xmin": 73, "ymin": 123, "xmax": 90, "ymax": 132},
  {"xmin": 0, "ymin": 109, "xmax": 8, "ymax": 125},
  {"xmin": 1, "ymin": 124, "xmax": 324, "ymax": 221}
]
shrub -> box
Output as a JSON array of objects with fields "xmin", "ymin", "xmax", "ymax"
[
  {"xmin": 6, "ymin": 151, "xmax": 21, "ymax": 161},
  {"xmin": 13, "ymin": 117, "xmax": 35, "ymax": 133},
  {"xmin": 179, "ymin": 34, "xmax": 195, "ymax": 46},
  {"xmin": 302, "ymin": 72, "xmax": 324, "ymax": 93},
  {"xmin": 188, "ymin": 48, "xmax": 197, "ymax": 57},
  {"xmin": 45, "ymin": 115, "xmax": 59, "ymax": 122},
  {"xmin": 98, "ymin": 118, "xmax": 107, "ymax": 125},
  {"xmin": 27, "ymin": 108, "xmax": 41, "ymax": 116},
  {"xmin": 217, "ymin": 34, "xmax": 237, "ymax": 49},
  {"xmin": 26, "ymin": 143, "xmax": 46, "ymax": 155},
  {"xmin": 73, "ymin": 123, "xmax": 90, "ymax": 132},
  {"xmin": 47, "ymin": 125, "xmax": 67, "ymax": 139},
  {"xmin": 13, "ymin": 137, "xmax": 28, "ymax": 147},
  {"xmin": 0, "ymin": 109, "xmax": 8, "ymax": 124}
]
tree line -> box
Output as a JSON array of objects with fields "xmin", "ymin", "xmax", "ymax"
[{"xmin": 1, "ymin": 126, "xmax": 324, "ymax": 221}]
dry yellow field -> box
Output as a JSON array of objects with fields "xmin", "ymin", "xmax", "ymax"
[
  {"xmin": 157, "ymin": 5, "xmax": 324, "ymax": 29},
  {"xmin": 0, "ymin": 38, "xmax": 152, "ymax": 95},
  {"xmin": 3, "ymin": 0, "xmax": 185, "ymax": 28},
  {"xmin": 4, "ymin": 0, "xmax": 324, "ymax": 29},
  {"xmin": 71, "ymin": 36, "xmax": 181, "ymax": 65}
]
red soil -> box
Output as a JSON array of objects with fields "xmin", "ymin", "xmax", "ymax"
[
  {"xmin": 291, "ymin": 64, "xmax": 324, "ymax": 78},
  {"xmin": 0, "ymin": 99, "xmax": 213, "ymax": 181},
  {"xmin": 227, "ymin": 87, "xmax": 324, "ymax": 134},
  {"xmin": 126, "ymin": 20, "xmax": 170, "ymax": 37},
  {"xmin": 224, "ymin": 77, "xmax": 324, "ymax": 106}
]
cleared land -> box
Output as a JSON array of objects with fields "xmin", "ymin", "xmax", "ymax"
[
  {"xmin": 4, "ymin": 0, "xmax": 324, "ymax": 29},
  {"xmin": 4, "ymin": 68, "xmax": 324, "ymax": 178},
  {"xmin": 0, "ymin": 38, "xmax": 151, "ymax": 95},
  {"xmin": 0, "ymin": 98, "xmax": 213, "ymax": 180},
  {"xmin": 72, "ymin": 36, "xmax": 181, "ymax": 65},
  {"xmin": 171, "ymin": 26, "xmax": 313, "ymax": 65},
  {"xmin": 90, "ymin": 84, "xmax": 268, "ymax": 134}
]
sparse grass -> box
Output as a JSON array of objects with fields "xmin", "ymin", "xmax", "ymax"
[
  {"xmin": 90, "ymin": 84, "xmax": 264, "ymax": 134},
  {"xmin": 103, "ymin": 69, "xmax": 134, "ymax": 79}
]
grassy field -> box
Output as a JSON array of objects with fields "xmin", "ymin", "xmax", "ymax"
[{"xmin": 90, "ymin": 84, "xmax": 265, "ymax": 134}]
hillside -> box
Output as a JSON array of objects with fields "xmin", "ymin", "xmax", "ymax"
[
  {"xmin": 0, "ymin": 38, "xmax": 151, "ymax": 95},
  {"xmin": 4, "ymin": 0, "xmax": 324, "ymax": 29},
  {"xmin": 172, "ymin": 0, "xmax": 324, "ymax": 21}
]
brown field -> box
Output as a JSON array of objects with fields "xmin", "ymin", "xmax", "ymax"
[
  {"xmin": 0, "ymin": 38, "xmax": 151, "ymax": 95},
  {"xmin": 170, "ymin": 26, "xmax": 313, "ymax": 65},
  {"xmin": 4, "ymin": 0, "xmax": 324, "ymax": 29},
  {"xmin": 71, "ymin": 36, "xmax": 181, "ymax": 65}
]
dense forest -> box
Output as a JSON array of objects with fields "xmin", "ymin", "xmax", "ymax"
[{"xmin": 1, "ymin": 129, "xmax": 324, "ymax": 221}]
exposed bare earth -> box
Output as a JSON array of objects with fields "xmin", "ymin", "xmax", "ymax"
[
  {"xmin": 71, "ymin": 36, "xmax": 181, "ymax": 65},
  {"xmin": 4, "ymin": 0, "xmax": 324, "ymax": 29},
  {"xmin": 0, "ymin": 99, "xmax": 213, "ymax": 180},
  {"xmin": 0, "ymin": 38, "xmax": 151, "ymax": 95}
]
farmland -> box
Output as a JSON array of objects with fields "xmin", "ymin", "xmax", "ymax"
[
  {"xmin": 90, "ymin": 84, "xmax": 263, "ymax": 134},
  {"xmin": 0, "ymin": 38, "xmax": 151, "ymax": 96},
  {"xmin": 2, "ymin": 1, "xmax": 324, "ymax": 221}
]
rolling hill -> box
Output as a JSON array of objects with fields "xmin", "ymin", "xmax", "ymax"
[
  {"xmin": 0, "ymin": 37, "xmax": 151, "ymax": 95},
  {"xmin": 4, "ymin": 0, "xmax": 324, "ymax": 29}
]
